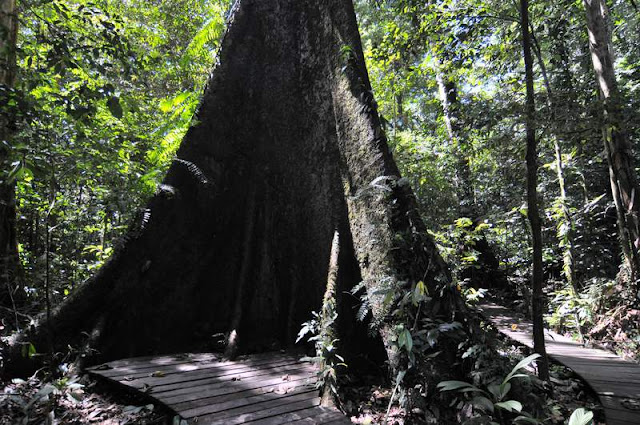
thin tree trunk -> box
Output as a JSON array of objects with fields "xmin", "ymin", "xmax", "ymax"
[
  {"xmin": 0, "ymin": 0, "xmax": 22, "ymax": 313},
  {"xmin": 434, "ymin": 67, "xmax": 475, "ymax": 218},
  {"xmin": 584, "ymin": 0, "xmax": 640, "ymax": 285},
  {"xmin": 530, "ymin": 26, "xmax": 584, "ymax": 341},
  {"xmin": 520, "ymin": 0, "xmax": 550, "ymax": 381}
]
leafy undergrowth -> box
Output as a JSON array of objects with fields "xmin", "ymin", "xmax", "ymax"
[
  {"xmin": 0, "ymin": 373, "xmax": 175, "ymax": 425},
  {"xmin": 486, "ymin": 327, "xmax": 606, "ymax": 425},
  {"xmin": 492, "ymin": 274, "xmax": 640, "ymax": 363},
  {"xmin": 335, "ymin": 323, "xmax": 603, "ymax": 425},
  {"xmin": 588, "ymin": 305, "xmax": 640, "ymax": 361}
]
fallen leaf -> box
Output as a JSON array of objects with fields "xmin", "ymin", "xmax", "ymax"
[
  {"xmin": 622, "ymin": 399, "xmax": 640, "ymax": 410},
  {"xmin": 94, "ymin": 364, "xmax": 112, "ymax": 371}
]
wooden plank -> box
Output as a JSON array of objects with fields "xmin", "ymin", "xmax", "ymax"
[
  {"xmin": 171, "ymin": 382, "xmax": 317, "ymax": 420},
  {"xmin": 171, "ymin": 378, "xmax": 316, "ymax": 414},
  {"xmin": 169, "ymin": 375, "xmax": 314, "ymax": 407},
  {"xmin": 262, "ymin": 407, "xmax": 348, "ymax": 424},
  {"xmin": 116, "ymin": 357, "xmax": 304, "ymax": 390},
  {"xmin": 96, "ymin": 353, "xmax": 300, "ymax": 380},
  {"xmin": 325, "ymin": 419, "xmax": 353, "ymax": 425},
  {"xmin": 150, "ymin": 363, "xmax": 314, "ymax": 396},
  {"xmin": 188, "ymin": 390, "xmax": 319, "ymax": 423},
  {"xmin": 179, "ymin": 383, "xmax": 317, "ymax": 419},
  {"xmin": 248, "ymin": 405, "xmax": 346, "ymax": 424},
  {"xmin": 155, "ymin": 363, "xmax": 313, "ymax": 400},
  {"xmin": 85, "ymin": 351, "xmax": 352, "ymax": 425},
  {"xmin": 106, "ymin": 356, "xmax": 303, "ymax": 382},
  {"xmin": 479, "ymin": 302, "xmax": 640, "ymax": 425},
  {"xmin": 87, "ymin": 353, "xmax": 220, "ymax": 374},
  {"xmin": 598, "ymin": 395, "xmax": 640, "ymax": 413},
  {"xmin": 89, "ymin": 350, "xmax": 294, "ymax": 376},
  {"xmin": 164, "ymin": 372, "xmax": 315, "ymax": 406},
  {"xmin": 552, "ymin": 357, "xmax": 634, "ymax": 366},
  {"xmin": 599, "ymin": 408, "xmax": 640, "ymax": 425}
]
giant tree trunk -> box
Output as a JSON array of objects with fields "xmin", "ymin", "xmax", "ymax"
[
  {"xmin": 7, "ymin": 0, "xmax": 458, "ymax": 388},
  {"xmin": 520, "ymin": 0, "xmax": 550, "ymax": 381},
  {"xmin": 584, "ymin": 0, "xmax": 640, "ymax": 285},
  {"xmin": 0, "ymin": 0, "xmax": 22, "ymax": 318}
]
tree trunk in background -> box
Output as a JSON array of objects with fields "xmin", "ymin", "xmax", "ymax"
[
  {"xmin": 530, "ymin": 27, "xmax": 584, "ymax": 340},
  {"xmin": 584, "ymin": 0, "xmax": 640, "ymax": 290},
  {"xmin": 520, "ymin": 0, "xmax": 550, "ymax": 381},
  {"xmin": 434, "ymin": 68, "xmax": 474, "ymax": 218},
  {"xmin": 7, "ymin": 0, "xmax": 461, "ymax": 405},
  {"xmin": 435, "ymin": 64, "xmax": 507, "ymax": 290},
  {"xmin": 0, "ymin": 0, "xmax": 22, "ymax": 319}
]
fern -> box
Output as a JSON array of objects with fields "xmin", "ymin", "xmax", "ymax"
[
  {"xmin": 173, "ymin": 158, "xmax": 209, "ymax": 185},
  {"xmin": 182, "ymin": 4, "xmax": 226, "ymax": 64}
]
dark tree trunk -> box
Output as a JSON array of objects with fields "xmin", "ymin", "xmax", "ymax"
[
  {"xmin": 0, "ymin": 0, "xmax": 22, "ymax": 320},
  {"xmin": 7, "ymin": 0, "xmax": 460, "ymax": 399},
  {"xmin": 584, "ymin": 0, "xmax": 640, "ymax": 288},
  {"xmin": 520, "ymin": 0, "xmax": 550, "ymax": 381}
]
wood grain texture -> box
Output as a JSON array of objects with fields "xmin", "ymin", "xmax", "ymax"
[
  {"xmin": 86, "ymin": 351, "xmax": 350, "ymax": 424},
  {"xmin": 479, "ymin": 302, "xmax": 640, "ymax": 425}
]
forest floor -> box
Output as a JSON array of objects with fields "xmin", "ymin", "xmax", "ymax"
[
  {"xmin": 336, "ymin": 317, "xmax": 604, "ymax": 424},
  {"xmin": 0, "ymin": 373, "xmax": 175, "ymax": 425},
  {"xmin": 0, "ymin": 289, "xmax": 619, "ymax": 425},
  {"xmin": 0, "ymin": 343, "xmax": 603, "ymax": 425}
]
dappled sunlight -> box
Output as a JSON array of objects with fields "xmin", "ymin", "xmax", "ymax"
[{"xmin": 87, "ymin": 351, "xmax": 349, "ymax": 424}]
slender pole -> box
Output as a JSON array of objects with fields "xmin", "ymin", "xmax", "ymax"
[{"xmin": 520, "ymin": 0, "xmax": 550, "ymax": 381}]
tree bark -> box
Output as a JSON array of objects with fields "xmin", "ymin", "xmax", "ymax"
[
  {"xmin": 6, "ymin": 0, "xmax": 459, "ymax": 397},
  {"xmin": 584, "ymin": 0, "xmax": 640, "ymax": 287},
  {"xmin": 0, "ymin": 0, "xmax": 22, "ymax": 318},
  {"xmin": 520, "ymin": 0, "xmax": 550, "ymax": 381},
  {"xmin": 530, "ymin": 26, "xmax": 585, "ymax": 341}
]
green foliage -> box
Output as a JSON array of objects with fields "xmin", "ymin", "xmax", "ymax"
[
  {"xmin": 437, "ymin": 354, "xmax": 542, "ymax": 423},
  {"xmin": 1, "ymin": 0, "xmax": 231, "ymax": 330},
  {"xmin": 8, "ymin": 375, "xmax": 85, "ymax": 424},
  {"xmin": 567, "ymin": 408, "xmax": 593, "ymax": 425},
  {"xmin": 297, "ymin": 307, "xmax": 346, "ymax": 399}
]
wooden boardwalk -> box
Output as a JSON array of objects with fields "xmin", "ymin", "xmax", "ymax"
[
  {"xmin": 86, "ymin": 351, "xmax": 350, "ymax": 424},
  {"xmin": 479, "ymin": 302, "xmax": 640, "ymax": 425}
]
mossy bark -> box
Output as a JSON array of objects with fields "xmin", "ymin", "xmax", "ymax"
[
  {"xmin": 6, "ymin": 0, "xmax": 459, "ymax": 395},
  {"xmin": 584, "ymin": 0, "xmax": 640, "ymax": 286}
]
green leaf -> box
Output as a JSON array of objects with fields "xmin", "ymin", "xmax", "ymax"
[
  {"xmin": 495, "ymin": 400, "xmax": 522, "ymax": 413},
  {"xmin": 107, "ymin": 96, "xmax": 123, "ymax": 119},
  {"xmin": 514, "ymin": 415, "xmax": 543, "ymax": 424},
  {"xmin": 413, "ymin": 280, "xmax": 427, "ymax": 304},
  {"xmin": 504, "ymin": 354, "xmax": 540, "ymax": 384},
  {"xmin": 568, "ymin": 408, "xmax": 593, "ymax": 425},
  {"xmin": 437, "ymin": 380, "xmax": 476, "ymax": 392},
  {"xmin": 471, "ymin": 396, "xmax": 494, "ymax": 413},
  {"xmin": 403, "ymin": 329, "xmax": 413, "ymax": 352},
  {"xmin": 487, "ymin": 382, "xmax": 511, "ymax": 401},
  {"xmin": 21, "ymin": 343, "xmax": 36, "ymax": 359}
]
